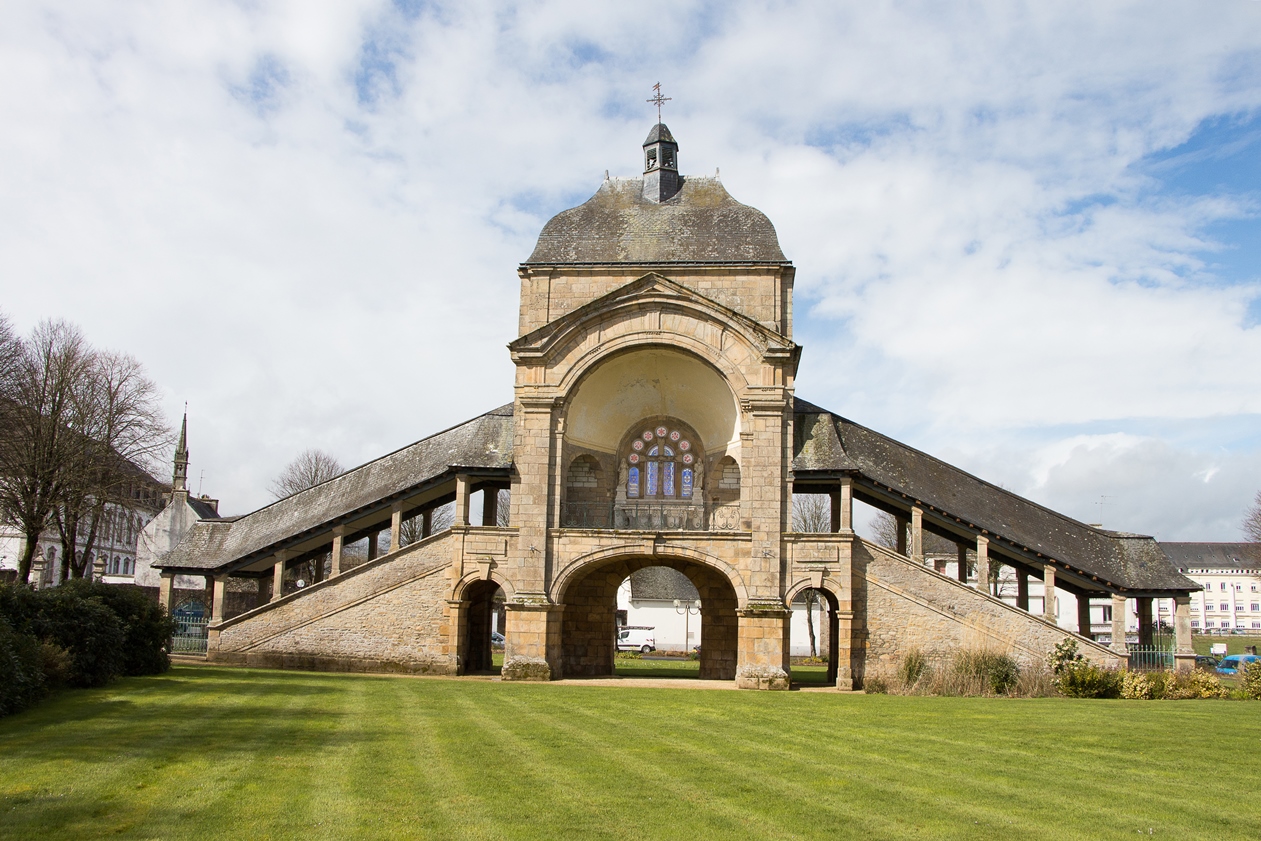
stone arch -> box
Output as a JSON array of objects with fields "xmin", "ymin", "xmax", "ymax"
[
  {"xmin": 557, "ymin": 553, "xmax": 740, "ymax": 681},
  {"xmin": 555, "ymin": 332, "xmax": 756, "ymax": 400},
  {"xmin": 451, "ymin": 568, "xmax": 517, "ymax": 604},
  {"xmin": 784, "ymin": 579, "xmax": 842, "ymax": 686},
  {"xmin": 550, "ymin": 543, "xmax": 749, "ymax": 608}
]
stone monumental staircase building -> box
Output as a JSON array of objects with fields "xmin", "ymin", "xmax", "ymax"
[{"xmin": 155, "ymin": 124, "xmax": 1199, "ymax": 689}]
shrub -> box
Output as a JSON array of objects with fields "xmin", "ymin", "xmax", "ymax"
[
  {"xmin": 953, "ymin": 650, "xmax": 1020, "ymax": 695},
  {"xmin": 1243, "ymin": 661, "xmax": 1261, "ymax": 701},
  {"xmin": 1167, "ymin": 670, "xmax": 1227, "ymax": 700},
  {"xmin": 76, "ymin": 581, "xmax": 173, "ymax": 676},
  {"xmin": 30, "ymin": 588, "xmax": 126, "ymax": 687},
  {"xmin": 1049, "ymin": 638, "xmax": 1083, "ymax": 675},
  {"xmin": 897, "ymin": 649, "xmax": 929, "ymax": 687},
  {"xmin": 863, "ymin": 675, "xmax": 889, "ymax": 694},
  {"xmin": 0, "ymin": 617, "xmax": 45, "ymax": 716},
  {"xmin": 1122, "ymin": 671, "xmax": 1154, "ymax": 700},
  {"xmin": 1056, "ymin": 661, "xmax": 1122, "ymax": 698}
]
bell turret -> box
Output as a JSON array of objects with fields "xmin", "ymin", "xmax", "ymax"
[{"xmin": 642, "ymin": 123, "xmax": 680, "ymax": 203}]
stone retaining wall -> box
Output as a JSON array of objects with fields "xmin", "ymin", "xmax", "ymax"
[
  {"xmin": 859, "ymin": 540, "xmax": 1121, "ymax": 674},
  {"xmin": 210, "ymin": 533, "xmax": 456, "ymax": 674}
]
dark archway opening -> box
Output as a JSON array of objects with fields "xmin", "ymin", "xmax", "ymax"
[
  {"xmin": 789, "ymin": 587, "xmax": 839, "ymax": 687},
  {"xmin": 561, "ymin": 558, "xmax": 738, "ymax": 681},
  {"xmin": 462, "ymin": 580, "xmax": 504, "ymax": 675}
]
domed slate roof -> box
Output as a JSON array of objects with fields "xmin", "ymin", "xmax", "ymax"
[{"xmin": 524, "ymin": 176, "xmax": 787, "ymax": 265}]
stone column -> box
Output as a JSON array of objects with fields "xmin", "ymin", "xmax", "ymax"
[
  {"xmin": 1042, "ymin": 565, "xmax": 1057, "ymax": 624},
  {"xmin": 330, "ymin": 526, "xmax": 345, "ymax": 577},
  {"xmin": 1136, "ymin": 597, "xmax": 1154, "ymax": 647},
  {"xmin": 1110, "ymin": 594, "xmax": 1128, "ymax": 655},
  {"xmin": 975, "ymin": 535, "xmax": 989, "ymax": 593},
  {"xmin": 422, "ymin": 508, "xmax": 433, "ymax": 539},
  {"xmin": 271, "ymin": 550, "xmax": 287, "ymax": 602},
  {"xmin": 454, "ymin": 474, "xmax": 471, "ymax": 526},
  {"xmin": 735, "ymin": 606, "xmax": 791, "ymax": 690},
  {"xmin": 830, "ymin": 477, "xmax": 853, "ymax": 533},
  {"xmin": 389, "ymin": 502, "xmax": 403, "ymax": 552},
  {"xmin": 895, "ymin": 515, "xmax": 908, "ymax": 555},
  {"xmin": 158, "ymin": 571, "xmax": 174, "ymax": 610},
  {"xmin": 482, "ymin": 487, "xmax": 499, "ymax": 526},
  {"xmin": 210, "ymin": 574, "xmax": 227, "ymax": 623},
  {"xmin": 1017, "ymin": 570, "xmax": 1029, "ymax": 611},
  {"xmin": 1077, "ymin": 595, "xmax": 1092, "ymax": 637},
  {"xmin": 909, "ymin": 505, "xmax": 924, "ymax": 565},
  {"xmin": 367, "ymin": 532, "xmax": 378, "ymax": 561},
  {"xmin": 956, "ymin": 544, "xmax": 968, "ymax": 583},
  {"xmin": 1173, "ymin": 594, "xmax": 1194, "ymax": 672}
]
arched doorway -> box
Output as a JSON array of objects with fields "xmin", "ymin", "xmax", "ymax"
[
  {"xmin": 788, "ymin": 587, "xmax": 840, "ymax": 686},
  {"xmin": 560, "ymin": 557, "xmax": 739, "ymax": 680},
  {"xmin": 461, "ymin": 580, "xmax": 504, "ymax": 674}
]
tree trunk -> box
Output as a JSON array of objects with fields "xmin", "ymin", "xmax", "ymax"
[
  {"xmin": 17, "ymin": 528, "xmax": 41, "ymax": 584},
  {"xmin": 806, "ymin": 593, "xmax": 817, "ymax": 657}
]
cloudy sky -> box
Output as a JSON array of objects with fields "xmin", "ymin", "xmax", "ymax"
[{"xmin": 2, "ymin": 1, "xmax": 1259, "ymax": 541}]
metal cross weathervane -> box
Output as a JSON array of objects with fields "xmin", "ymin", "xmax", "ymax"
[{"xmin": 647, "ymin": 83, "xmax": 671, "ymax": 123}]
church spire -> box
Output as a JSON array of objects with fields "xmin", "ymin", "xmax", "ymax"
[{"xmin": 172, "ymin": 406, "xmax": 189, "ymax": 492}]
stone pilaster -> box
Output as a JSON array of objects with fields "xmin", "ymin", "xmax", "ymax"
[
  {"xmin": 331, "ymin": 526, "xmax": 345, "ymax": 576},
  {"xmin": 389, "ymin": 502, "xmax": 403, "ymax": 552},
  {"xmin": 909, "ymin": 505, "xmax": 923, "ymax": 565},
  {"xmin": 501, "ymin": 602, "xmax": 563, "ymax": 681},
  {"xmin": 735, "ymin": 604, "xmax": 790, "ymax": 690},
  {"xmin": 158, "ymin": 571, "xmax": 174, "ymax": 610}
]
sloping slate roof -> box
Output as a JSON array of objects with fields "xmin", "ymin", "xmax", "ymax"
[
  {"xmin": 525, "ymin": 177, "xmax": 786, "ymax": 264},
  {"xmin": 644, "ymin": 123, "xmax": 675, "ymax": 144},
  {"xmin": 1160, "ymin": 542, "xmax": 1261, "ymax": 572},
  {"xmin": 188, "ymin": 497, "xmax": 220, "ymax": 520},
  {"xmin": 792, "ymin": 398, "xmax": 1196, "ymax": 593},
  {"xmin": 157, "ymin": 406, "xmax": 514, "ymax": 571},
  {"xmin": 629, "ymin": 566, "xmax": 700, "ymax": 601}
]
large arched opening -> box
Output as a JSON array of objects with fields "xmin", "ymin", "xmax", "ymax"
[
  {"xmin": 559, "ymin": 557, "xmax": 739, "ymax": 681},
  {"xmin": 560, "ymin": 346, "xmax": 746, "ymax": 532}
]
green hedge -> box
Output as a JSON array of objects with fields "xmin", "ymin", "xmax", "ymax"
[{"xmin": 0, "ymin": 581, "xmax": 174, "ymax": 716}]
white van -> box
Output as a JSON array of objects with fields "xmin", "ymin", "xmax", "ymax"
[{"xmin": 617, "ymin": 626, "xmax": 656, "ymax": 653}]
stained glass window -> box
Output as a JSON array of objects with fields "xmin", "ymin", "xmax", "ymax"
[
  {"xmin": 626, "ymin": 425, "xmax": 697, "ymax": 500},
  {"xmin": 628, "ymin": 467, "xmax": 639, "ymax": 497},
  {"xmin": 681, "ymin": 468, "xmax": 693, "ymax": 498},
  {"xmin": 646, "ymin": 461, "xmax": 659, "ymax": 495},
  {"xmin": 663, "ymin": 462, "xmax": 675, "ymax": 496}
]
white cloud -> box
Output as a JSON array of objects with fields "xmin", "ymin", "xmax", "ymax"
[{"xmin": 1, "ymin": 1, "xmax": 1259, "ymax": 539}]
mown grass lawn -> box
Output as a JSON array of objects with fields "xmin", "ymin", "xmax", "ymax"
[{"xmin": 1, "ymin": 665, "xmax": 1259, "ymax": 840}]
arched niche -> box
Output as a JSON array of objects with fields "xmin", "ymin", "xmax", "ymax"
[{"xmin": 563, "ymin": 347, "xmax": 740, "ymax": 455}]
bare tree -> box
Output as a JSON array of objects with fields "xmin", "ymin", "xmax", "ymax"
[
  {"xmin": 792, "ymin": 493, "xmax": 831, "ymax": 533},
  {"xmin": 268, "ymin": 449, "xmax": 344, "ymax": 500},
  {"xmin": 869, "ymin": 510, "xmax": 959, "ymax": 556},
  {"xmin": 0, "ymin": 320, "xmax": 93, "ymax": 583},
  {"xmin": 398, "ymin": 502, "xmax": 455, "ymax": 546},
  {"xmin": 791, "ymin": 495, "xmax": 833, "ymax": 656},
  {"xmin": 54, "ymin": 351, "xmax": 170, "ymax": 579},
  {"xmin": 1245, "ymin": 491, "xmax": 1261, "ymax": 543}
]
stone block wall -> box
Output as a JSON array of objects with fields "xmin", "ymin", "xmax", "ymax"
[
  {"xmin": 210, "ymin": 533, "xmax": 456, "ymax": 674},
  {"xmin": 857, "ymin": 540, "xmax": 1121, "ymax": 676}
]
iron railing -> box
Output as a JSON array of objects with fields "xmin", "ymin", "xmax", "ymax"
[{"xmin": 171, "ymin": 614, "xmax": 209, "ymax": 655}]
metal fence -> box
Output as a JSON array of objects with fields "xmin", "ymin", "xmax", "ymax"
[
  {"xmin": 171, "ymin": 613, "xmax": 209, "ymax": 656},
  {"xmin": 1126, "ymin": 646, "xmax": 1174, "ymax": 672}
]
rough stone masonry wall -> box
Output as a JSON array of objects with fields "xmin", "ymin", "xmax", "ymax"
[
  {"xmin": 211, "ymin": 533, "xmax": 456, "ymax": 674},
  {"xmin": 858, "ymin": 540, "xmax": 1121, "ymax": 672}
]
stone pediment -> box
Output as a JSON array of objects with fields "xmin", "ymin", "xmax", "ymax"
[{"xmin": 508, "ymin": 272, "xmax": 797, "ymax": 362}]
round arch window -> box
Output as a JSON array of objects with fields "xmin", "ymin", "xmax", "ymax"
[{"xmin": 626, "ymin": 426, "xmax": 695, "ymax": 500}]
